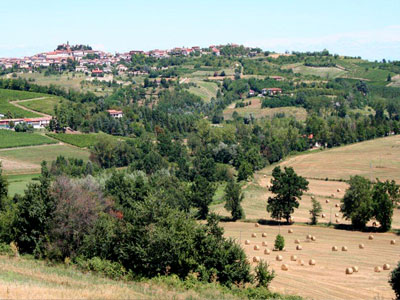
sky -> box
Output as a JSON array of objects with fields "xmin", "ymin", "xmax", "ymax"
[{"xmin": 0, "ymin": 0, "xmax": 399, "ymax": 61}]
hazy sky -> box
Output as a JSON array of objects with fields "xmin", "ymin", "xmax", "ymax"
[{"xmin": 1, "ymin": 0, "xmax": 399, "ymax": 60}]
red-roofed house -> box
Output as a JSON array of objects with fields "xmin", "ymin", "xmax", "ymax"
[
  {"xmin": 262, "ymin": 88, "xmax": 282, "ymax": 96},
  {"xmin": 107, "ymin": 109, "xmax": 123, "ymax": 118}
]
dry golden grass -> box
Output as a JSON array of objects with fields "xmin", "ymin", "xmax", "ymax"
[{"xmin": 221, "ymin": 222, "xmax": 398, "ymax": 300}]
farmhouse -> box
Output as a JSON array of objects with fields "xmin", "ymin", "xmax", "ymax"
[
  {"xmin": 107, "ymin": 109, "xmax": 123, "ymax": 118},
  {"xmin": 248, "ymin": 89, "xmax": 255, "ymax": 97},
  {"xmin": 0, "ymin": 117, "xmax": 52, "ymax": 129},
  {"xmin": 91, "ymin": 68, "xmax": 104, "ymax": 77},
  {"xmin": 262, "ymin": 87, "xmax": 282, "ymax": 96}
]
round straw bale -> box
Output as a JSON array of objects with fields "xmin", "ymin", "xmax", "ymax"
[
  {"xmin": 276, "ymin": 255, "xmax": 283, "ymax": 261},
  {"xmin": 253, "ymin": 256, "xmax": 260, "ymax": 263},
  {"xmin": 335, "ymin": 218, "xmax": 340, "ymax": 223},
  {"xmin": 291, "ymin": 255, "xmax": 297, "ymax": 261},
  {"xmin": 335, "ymin": 203, "xmax": 340, "ymax": 208},
  {"xmin": 309, "ymin": 259, "xmax": 316, "ymax": 266},
  {"xmin": 391, "ymin": 240, "xmax": 396, "ymax": 245},
  {"xmin": 374, "ymin": 266, "xmax": 382, "ymax": 272},
  {"xmin": 245, "ymin": 240, "xmax": 250, "ymax": 245},
  {"xmin": 331, "ymin": 193, "xmax": 335, "ymax": 197},
  {"xmin": 369, "ymin": 235, "xmax": 374, "ymax": 240},
  {"xmin": 332, "ymin": 246, "xmax": 338, "ymax": 251},
  {"xmin": 383, "ymin": 264, "xmax": 391, "ymax": 270},
  {"xmin": 326, "ymin": 199, "xmax": 330, "ymax": 203},
  {"xmin": 372, "ymin": 221, "xmax": 377, "ymax": 227},
  {"xmin": 342, "ymin": 246, "xmax": 348, "ymax": 251},
  {"xmin": 294, "ymin": 239, "xmax": 300, "ymax": 244},
  {"xmin": 335, "ymin": 213, "xmax": 339, "ymax": 217},
  {"xmin": 296, "ymin": 245, "xmax": 303, "ymax": 250},
  {"xmin": 288, "ymin": 229, "xmax": 293, "ymax": 233},
  {"xmin": 289, "ymin": 217, "xmax": 294, "ymax": 223},
  {"xmin": 352, "ymin": 266, "xmax": 359, "ymax": 273},
  {"xmin": 254, "ymin": 245, "xmax": 260, "ymax": 251},
  {"xmin": 306, "ymin": 234, "xmax": 312, "ymax": 240},
  {"xmin": 251, "ymin": 233, "xmax": 257, "ymax": 238},
  {"xmin": 311, "ymin": 195, "xmax": 315, "ymax": 200},
  {"xmin": 262, "ymin": 232, "xmax": 267, "ymax": 237},
  {"xmin": 359, "ymin": 243, "xmax": 365, "ymax": 249},
  {"xmin": 346, "ymin": 267, "xmax": 353, "ymax": 275},
  {"xmin": 281, "ymin": 264, "xmax": 289, "ymax": 271},
  {"xmin": 337, "ymin": 188, "xmax": 341, "ymax": 192},
  {"xmin": 263, "ymin": 174, "xmax": 267, "ymax": 178},
  {"xmin": 262, "ymin": 241, "xmax": 268, "ymax": 247},
  {"xmin": 264, "ymin": 248, "xmax": 271, "ymax": 255},
  {"xmin": 311, "ymin": 236, "xmax": 316, "ymax": 241},
  {"xmin": 298, "ymin": 259, "xmax": 305, "ymax": 266},
  {"xmin": 321, "ymin": 213, "xmax": 326, "ymax": 218},
  {"xmin": 255, "ymin": 223, "xmax": 259, "ymax": 228}
]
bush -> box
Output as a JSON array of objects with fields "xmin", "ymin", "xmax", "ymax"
[
  {"xmin": 75, "ymin": 256, "xmax": 129, "ymax": 280},
  {"xmin": 254, "ymin": 260, "xmax": 275, "ymax": 288},
  {"xmin": 274, "ymin": 234, "xmax": 285, "ymax": 251},
  {"xmin": 390, "ymin": 261, "xmax": 400, "ymax": 299}
]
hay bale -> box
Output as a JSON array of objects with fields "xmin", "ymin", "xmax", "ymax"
[
  {"xmin": 335, "ymin": 213, "xmax": 339, "ymax": 217},
  {"xmin": 391, "ymin": 240, "xmax": 396, "ymax": 245},
  {"xmin": 276, "ymin": 255, "xmax": 283, "ymax": 261},
  {"xmin": 383, "ymin": 264, "xmax": 391, "ymax": 270},
  {"xmin": 311, "ymin": 236, "xmax": 316, "ymax": 241},
  {"xmin": 291, "ymin": 255, "xmax": 297, "ymax": 261},
  {"xmin": 253, "ymin": 256, "xmax": 260, "ymax": 263},
  {"xmin": 335, "ymin": 218, "xmax": 340, "ymax": 223},
  {"xmin": 251, "ymin": 233, "xmax": 257, "ymax": 238},
  {"xmin": 245, "ymin": 240, "xmax": 251, "ymax": 245},
  {"xmin": 352, "ymin": 266, "xmax": 359, "ymax": 273},
  {"xmin": 262, "ymin": 241, "xmax": 268, "ymax": 247},
  {"xmin": 309, "ymin": 259, "xmax": 316, "ymax": 266},
  {"xmin": 288, "ymin": 229, "xmax": 293, "ymax": 233},
  {"xmin": 281, "ymin": 264, "xmax": 289, "ymax": 271},
  {"xmin": 262, "ymin": 232, "xmax": 267, "ymax": 237},
  {"xmin": 342, "ymin": 246, "xmax": 348, "ymax": 252},
  {"xmin": 321, "ymin": 213, "xmax": 326, "ymax": 218},
  {"xmin": 337, "ymin": 188, "xmax": 341, "ymax": 192},
  {"xmin": 296, "ymin": 245, "xmax": 303, "ymax": 250},
  {"xmin": 289, "ymin": 217, "xmax": 294, "ymax": 223},
  {"xmin": 369, "ymin": 235, "xmax": 374, "ymax": 240},
  {"xmin": 335, "ymin": 203, "xmax": 340, "ymax": 208},
  {"xmin": 311, "ymin": 195, "xmax": 315, "ymax": 200},
  {"xmin": 294, "ymin": 239, "xmax": 300, "ymax": 244},
  {"xmin": 359, "ymin": 243, "xmax": 365, "ymax": 249},
  {"xmin": 306, "ymin": 234, "xmax": 312, "ymax": 240},
  {"xmin": 372, "ymin": 221, "xmax": 377, "ymax": 227},
  {"xmin": 326, "ymin": 199, "xmax": 330, "ymax": 204},
  {"xmin": 332, "ymin": 246, "xmax": 338, "ymax": 251},
  {"xmin": 374, "ymin": 266, "xmax": 382, "ymax": 273},
  {"xmin": 255, "ymin": 223, "xmax": 260, "ymax": 228},
  {"xmin": 254, "ymin": 245, "xmax": 260, "ymax": 251},
  {"xmin": 298, "ymin": 259, "xmax": 305, "ymax": 266},
  {"xmin": 263, "ymin": 174, "xmax": 267, "ymax": 178},
  {"xmin": 264, "ymin": 248, "xmax": 271, "ymax": 255},
  {"xmin": 331, "ymin": 193, "xmax": 335, "ymax": 198},
  {"xmin": 346, "ymin": 267, "xmax": 353, "ymax": 275}
]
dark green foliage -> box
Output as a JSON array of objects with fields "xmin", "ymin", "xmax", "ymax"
[
  {"xmin": 274, "ymin": 234, "xmax": 285, "ymax": 251},
  {"xmin": 341, "ymin": 176, "xmax": 374, "ymax": 229},
  {"xmin": 190, "ymin": 175, "xmax": 216, "ymax": 219},
  {"xmin": 390, "ymin": 261, "xmax": 400, "ymax": 299},
  {"xmin": 237, "ymin": 161, "xmax": 253, "ymax": 181},
  {"xmin": 224, "ymin": 179, "xmax": 245, "ymax": 221},
  {"xmin": 75, "ymin": 256, "xmax": 129, "ymax": 280},
  {"xmin": 309, "ymin": 198, "xmax": 322, "ymax": 225},
  {"xmin": 255, "ymin": 260, "xmax": 275, "ymax": 288},
  {"xmin": 373, "ymin": 181, "xmax": 394, "ymax": 231},
  {"xmin": 267, "ymin": 167, "xmax": 309, "ymax": 222},
  {"xmin": 0, "ymin": 163, "xmax": 8, "ymax": 210}
]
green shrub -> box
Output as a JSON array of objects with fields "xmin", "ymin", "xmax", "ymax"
[
  {"xmin": 274, "ymin": 234, "xmax": 285, "ymax": 251},
  {"xmin": 75, "ymin": 256, "xmax": 129, "ymax": 280},
  {"xmin": 254, "ymin": 260, "xmax": 275, "ymax": 288},
  {"xmin": 0, "ymin": 242, "xmax": 12, "ymax": 255},
  {"xmin": 390, "ymin": 261, "xmax": 400, "ymax": 299}
]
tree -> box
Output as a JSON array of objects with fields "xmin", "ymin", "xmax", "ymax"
[
  {"xmin": 224, "ymin": 179, "xmax": 245, "ymax": 221},
  {"xmin": 387, "ymin": 73, "xmax": 392, "ymax": 82},
  {"xmin": 373, "ymin": 180, "xmax": 399, "ymax": 232},
  {"xmin": 255, "ymin": 260, "xmax": 275, "ymax": 288},
  {"xmin": 309, "ymin": 198, "xmax": 322, "ymax": 225},
  {"xmin": 190, "ymin": 175, "xmax": 216, "ymax": 219},
  {"xmin": 390, "ymin": 261, "xmax": 400, "ymax": 299},
  {"xmin": 0, "ymin": 163, "xmax": 8, "ymax": 210},
  {"xmin": 274, "ymin": 234, "xmax": 285, "ymax": 251},
  {"xmin": 237, "ymin": 161, "xmax": 253, "ymax": 181},
  {"xmin": 341, "ymin": 175, "xmax": 374, "ymax": 229},
  {"xmin": 267, "ymin": 166, "xmax": 309, "ymax": 223}
]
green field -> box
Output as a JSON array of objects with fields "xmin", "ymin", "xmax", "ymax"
[
  {"xmin": 292, "ymin": 65, "xmax": 347, "ymax": 79},
  {"xmin": 46, "ymin": 132, "xmax": 131, "ymax": 148},
  {"xmin": 0, "ymin": 144, "xmax": 90, "ymax": 175},
  {"xmin": 0, "ymin": 89, "xmax": 45, "ymax": 118},
  {"xmin": 5, "ymin": 173, "xmax": 40, "ymax": 196},
  {"xmin": 188, "ymin": 80, "xmax": 219, "ymax": 101},
  {"xmin": 17, "ymin": 96, "xmax": 65, "ymax": 115},
  {"xmin": 0, "ymin": 131, "xmax": 57, "ymax": 149}
]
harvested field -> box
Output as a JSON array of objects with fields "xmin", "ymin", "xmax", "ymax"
[{"xmin": 221, "ymin": 222, "xmax": 398, "ymax": 300}]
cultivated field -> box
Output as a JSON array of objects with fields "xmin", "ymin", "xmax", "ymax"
[
  {"xmin": 188, "ymin": 79, "xmax": 218, "ymax": 102},
  {"xmin": 221, "ymin": 222, "xmax": 398, "ymax": 300},
  {"xmin": 46, "ymin": 133, "xmax": 131, "ymax": 148},
  {"xmin": 223, "ymin": 98, "xmax": 307, "ymax": 121},
  {"xmin": 5, "ymin": 173, "xmax": 40, "ymax": 196},
  {"xmin": 0, "ymin": 144, "xmax": 90, "ymax": 175},
  {"xmin": 292, "ymin": 66, "xmax": 347, "ymax": 79},
  {"xmin": 17, "ymin": 96, "xmax": 65, "ymax": 116},
  {"xmin": 0, "ymin": 131, "xmax": 57, "ymax": 149},
  {"xmin": 0, "ymin": 89, "xmax": 45, "ymax": 118}
]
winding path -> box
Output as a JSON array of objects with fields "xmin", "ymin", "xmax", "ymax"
[{"xmin": 9, "ymin": 97, "xmax": 52, "ymax": 118}]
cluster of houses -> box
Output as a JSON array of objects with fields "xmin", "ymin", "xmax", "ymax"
[
  {"xmin": 0, "ymin": 117, "xmax": 52, "ymax": 129},
  {"xmin": 249, "ymin": 87, "xmax": 283, "ymax": 97}
]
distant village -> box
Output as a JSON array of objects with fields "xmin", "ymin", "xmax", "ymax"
[{"xmin": 0, "ymin": 42, "xmax": 255, "ymax": 77}]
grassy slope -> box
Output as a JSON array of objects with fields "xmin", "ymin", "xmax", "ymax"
[
  {"xmin": 0, "ymin": 89, "xmax": 45, "ymax": 118},
  {"xmin": 17, "ymin": 97, "xmax": 65, "ymax": 116},
  {"xmin": 5, "ymin": 174, "xmax": 40, "ymax": 196},
  {"xmin": 46, "ymin": 133, "xmax": 131, "ymax": 148},
  {"xmin": 292, "ymin": 65, "xmax": 347, "ymax": 79},
  {"xmin": 188, "ymin": 80, "xmax": 218, "ymax": 102},
  {"xmin": 0, "ymin": 131, "xmax": 57, "ymax": 149}
]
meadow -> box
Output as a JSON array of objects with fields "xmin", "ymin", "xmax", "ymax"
[
  {"xmin": 188, "ymin": 79, "xmax": 218, "ymax": 102},
  {"xmin": 46, "ymin": 132, "xmax": 131, "ymax": 148},
  {"xmin": 0, "ymin": 144, "xmax": 90, "ymax": 175},
  {"xmin": 0, "ymin": 89, "xmax": 45, "ymax": 118},
  {"xmin": 292, "ymin": 65, "xmax": 347, "ymax": 79},
  {"xmin": 17, "ymin": 96, "xmax": 65, "ymax": 116},
  {"xmin": 0, "ymin": 131, "xmax": 57, "ymax": 149},
  {"xmin": 5, "ymin": 173, "xmax": 40, "ymax": 196}
]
